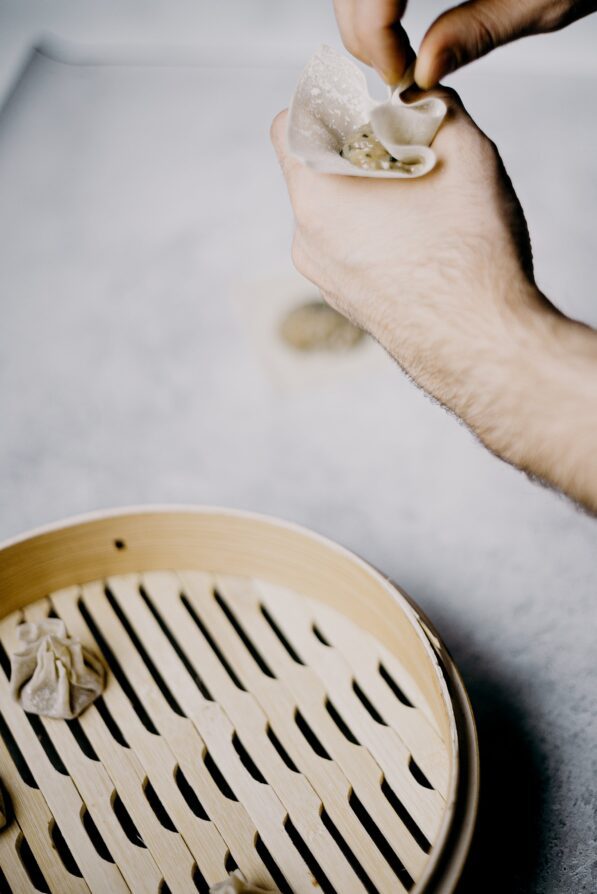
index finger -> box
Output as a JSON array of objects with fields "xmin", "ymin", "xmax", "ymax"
[{"xmin": 355, "ymin": 0, "xmax": 412, "ymax": 85}]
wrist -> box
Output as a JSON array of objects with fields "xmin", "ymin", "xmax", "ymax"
[
  {"xmin": 380, "ymin": 274, "xmax": 597, "ymax": 509},
  {"xmin": 499, "ymin": 301, "xmax": 597, "ymax": 505},
  {"xmin": 455, "ymin": 290, "xmax": 597, "ymax": 509}
]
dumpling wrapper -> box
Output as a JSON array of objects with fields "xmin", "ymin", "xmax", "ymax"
[
  {"xmin": 287, "ymin": 45, "xmax": 446, "ymax": 179},
  {"xmin": 209, "ymin": 873, "xmax": 273, "ymax": 893},
  {"xmin": 10, "ymin": 618, "xmax": 105, "ymax": 719}
]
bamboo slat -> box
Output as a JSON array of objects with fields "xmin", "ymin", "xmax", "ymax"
[{"xmin": 0, "ymin": 507, "xmax": 478, "ymax": 894}]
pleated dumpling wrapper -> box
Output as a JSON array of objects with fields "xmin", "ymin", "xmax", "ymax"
[
  {"xmin": 287, "ymin": 45, "xmax": 446, "ymax": 179},
  {"xmin": 10, "ymin": 618, "xmax": 105, "ymax": 719},
  {"xmin": 210, "ymin": 873, "xmax": 272, "ymax": 893}
]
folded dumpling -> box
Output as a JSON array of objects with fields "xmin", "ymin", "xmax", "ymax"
[
  {"xmin": 209, "ymin": 873, "xmax": 273, "ymax": 893},
  {"xmin": 287, "ymin": 45, "xmax": 446, "ymax": 179},
  {"xmin": 10, "ymin": 618, "xmax": 104, "ymax": 719}
]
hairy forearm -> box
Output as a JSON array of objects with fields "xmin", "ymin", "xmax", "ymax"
[
  {"xmin": 378, "ymin": 277, "xmax": 597, "ymax": 512},
  {"xmin": 271, "ymin": 91, "xmax": 597, "ymax": 511}
]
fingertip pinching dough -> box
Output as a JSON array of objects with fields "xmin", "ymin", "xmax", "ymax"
[
  {"xmin": 10, "ymin": 618, "xmax": 105, "ymax": 719},
  {"xmin": 287, "ymin": 45, "xmax": 446, "ymax": 179}
]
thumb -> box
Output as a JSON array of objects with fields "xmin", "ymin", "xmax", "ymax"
[{"xmin": 415, "ymin": 0, "xmax": 541, "ymax": 88}]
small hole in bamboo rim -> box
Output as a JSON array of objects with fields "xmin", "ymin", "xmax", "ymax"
[
  {"xmin": 17, "ymin": 833, "xmax": 50, "ymax": 892},
  {"xmin": 255, "ymin": 835, "xmax": 293, "ymax": 894},
  {"xmin": 284, "ymin": 817, "xmax": 337, "ymax": 894},
  {"xmin": 81, "ymin": 806, "xmax": 115, "ymax": 863},
  {"xmin": 180, "ymin": 593, "xmax": 246, "ymax": 691},
  {"xmin": 139, "ymin": 584, "xmax": 213, "ymax": 700},
  {"xmin": 174, "ymin": 765, "xmax": 209, "ymax": 820},
  {"xmin": 104, "ymin": 586, "xmax": 187, "ymax": 718},
  {"xmin": 259, "ymin": 604, "xmax": 305, "ymax": 665},
  {"xmin": 111, "ymin": 793, "xmax": 146, "ymax": 848},
  {"xmin": 294, "ymin": 708, "xmax": 331, "ymax": 760},
  {"xmin": 78, "ymin": 597, "xmax": 160, "ymax": 735},
  {"xmin": 113, "ymin": 539, "xmax": 126, "ymax": 551},
  {"xmin": 213, "ymin": 589, "xmax": 276, "ymax": 679},
  {"xmin": 50, "ymin": 819, "xmax": 83, "ymax": 877}
]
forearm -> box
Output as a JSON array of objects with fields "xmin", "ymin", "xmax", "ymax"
[
  {"xmin": 271, "ymin": 86, "xmax": 597, "ymax": 511},
  {"xmin": 379, "ymin": 279, "xmax": 597, "ymax": 511}
]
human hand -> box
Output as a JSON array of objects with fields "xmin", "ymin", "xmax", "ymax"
[
  {"xmin": 333, "ymin": 0, "xmax": 597, "ymax": 87},
  {"xmin": 271, "ymin": 91, "xmax": 597, "ymax": 510},
  {"xmin": 272, "ymin": 88, "xmax": 539, "ymax": 399}
]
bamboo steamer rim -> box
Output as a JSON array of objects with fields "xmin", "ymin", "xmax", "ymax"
[{"xmin": 0, "ymin": 504, "xmax": 479, "ymax": 893}]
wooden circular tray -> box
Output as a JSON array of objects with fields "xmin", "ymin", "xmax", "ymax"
[{"xmin": 0, "ymin": 507, "xmax": 478, "ymax": 894}]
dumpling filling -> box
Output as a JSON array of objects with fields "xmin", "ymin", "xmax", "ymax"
[{"xmin": 341, "ymin": 123, "xmax": 420, "ymax": 173}]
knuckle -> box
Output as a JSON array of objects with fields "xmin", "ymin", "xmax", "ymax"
[{"xmin": 532, "ymin": 0, "xmax": 572, "ymax": 31}]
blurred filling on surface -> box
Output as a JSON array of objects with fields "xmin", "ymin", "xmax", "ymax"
[{"xmin": 279, "ymin": 300, "xmax": 364, "ymax": 352}]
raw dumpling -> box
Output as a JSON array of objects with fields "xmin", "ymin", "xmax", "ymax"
[
  {"xmin": 287, "ymin": 45, "xmax": 446, "ymax": 179},
  {"xmin": 209, "ymin": 873, "xmax": 273, "ymax": 893},
  {"xmin": 10, "ymin": 618, "xmax": 104, "ymax": 719}
]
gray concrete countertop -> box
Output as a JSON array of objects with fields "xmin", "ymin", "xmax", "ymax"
[{"xmin": 0, "ymin": 5, "xmax": 596, "ymax": 892}]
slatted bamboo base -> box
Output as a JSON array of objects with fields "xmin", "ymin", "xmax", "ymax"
[{"xmin": 0, "ymin": 508, "xmax": 478, "ymax": 894}]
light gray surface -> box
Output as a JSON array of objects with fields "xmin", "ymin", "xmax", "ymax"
[{"xmin": 0, "ymin": 36, "xmax": 595, "ymax": 894}]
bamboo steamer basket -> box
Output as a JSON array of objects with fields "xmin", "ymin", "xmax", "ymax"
[{"xmin": 0, "ymin": 506, "xmax": 478, "ymax": 894}]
